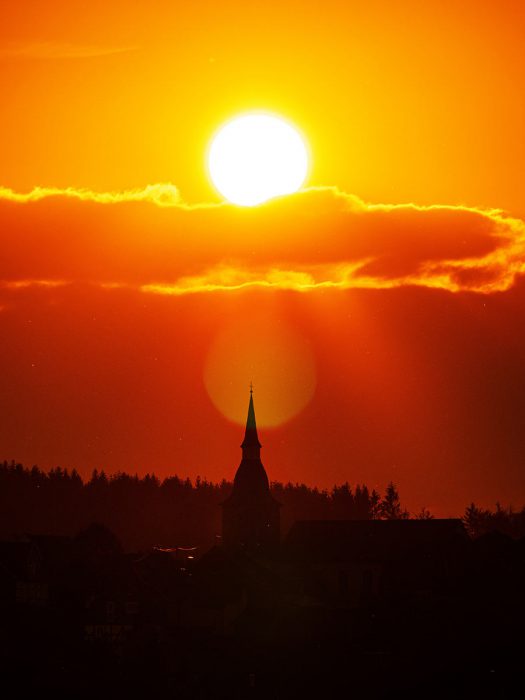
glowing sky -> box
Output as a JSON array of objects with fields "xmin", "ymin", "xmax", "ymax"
[{"xmin": 1, "ymin": 0, "xmax": 525, "ymax": 514}]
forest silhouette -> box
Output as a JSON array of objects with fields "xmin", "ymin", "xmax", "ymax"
[
  {"xmin": 1, "ymin": 461, "xmax": 523, "ymax": 550},
  {"xmin": 2, "ymin": 459, "xmax": 525, "ymax": 698}
]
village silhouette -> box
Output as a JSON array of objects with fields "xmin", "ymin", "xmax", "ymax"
[{"xmin": 1, "ymin": 390, "xmax": 524, "ymax": 698}]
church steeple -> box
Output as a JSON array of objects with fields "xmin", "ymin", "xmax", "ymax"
[
  {"xmin": 241, "ymin": 384, "xmax": 261, "ymax": 459},
  {"xmin": 221, "ymin": 386, "xmax": 281, "ymax": 552}
]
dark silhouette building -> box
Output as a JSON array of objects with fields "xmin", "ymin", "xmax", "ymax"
[
  {"xmin": 284, "ymin": 518, "xmax": 469, "ymax": 605},
  {"xmin": 222, "ymin": 389, "xmax": 280, "ymax": 552}
]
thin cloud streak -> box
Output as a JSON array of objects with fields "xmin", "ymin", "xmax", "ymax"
[
  {"xmin": 0, "ymin": 183, "xmax": 514, "ymax": 217},
  {"xmin": 140, "ymin": 255, "xmax": 525, "ymax": 296},
  {"xmin": 0, "ymin": 184, "xmax": 184, "ymax": 207},
  {"xmin": 0, "ymin": 42, "xmax": 138, "ymax": 60},
  {"xmin": 0, "ymin": 279, "xmax": 70, "ymax": 290}
]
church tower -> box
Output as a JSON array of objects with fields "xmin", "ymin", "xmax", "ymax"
[{"xmin": 222, "ymin": 388, "xmax": 281, "ymax": 552}]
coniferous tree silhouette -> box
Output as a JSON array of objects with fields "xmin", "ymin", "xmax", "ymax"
[
  {"xmin": 415, "ymin": 507, "xmax": 434, "ymax": 519},
  {"xmin": 2, "ymin": 460, "xmax": 525, "ymax": 547},
  {"xmin": 379, "ymin": 482, "xmax": 409, "ymax": 520}
]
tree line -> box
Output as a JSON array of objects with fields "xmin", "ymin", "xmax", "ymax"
[{"xmin": 1, "ymin": 460, "xmax": 522, "ymax": 550}]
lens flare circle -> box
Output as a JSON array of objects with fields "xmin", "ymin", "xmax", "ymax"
[
  {"xmin": 208, "ymin": 113, "xmax": 309, "ymax": 206},
  {"xmin": 204, "ymin": 318, "xmax": 316, "ymax": 427}
]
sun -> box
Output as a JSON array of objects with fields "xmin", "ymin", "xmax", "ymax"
[{"xmin": 207, "ymin": 113, "xmax": 309, "ymax": 206}]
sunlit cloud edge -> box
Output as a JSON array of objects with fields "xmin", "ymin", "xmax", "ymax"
[{"xmin": 1, "ymin": 184, "xmax": 524, "ymax": 295}]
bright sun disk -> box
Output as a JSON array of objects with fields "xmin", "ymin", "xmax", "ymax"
[{"xmin": 208, "ymin": 113, "xmax": 309, "ymax": 206}]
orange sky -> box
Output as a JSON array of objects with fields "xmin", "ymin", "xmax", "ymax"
[
  {"xmin": 1, "ymin": 1, "xmax": 525, "ymax": 515},
  {"xmin": 2, "ymin": 0, "xmax": 525, "ymax": 213}
]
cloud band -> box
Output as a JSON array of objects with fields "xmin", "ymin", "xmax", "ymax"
[{"xmin": 0, "ymin": 185, "xmax": 523, "ymax": 295}]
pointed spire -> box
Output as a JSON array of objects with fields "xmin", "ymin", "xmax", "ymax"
[{"xmin": 241, "ymin": 384, "xmax": 261, "ymax": 453}]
